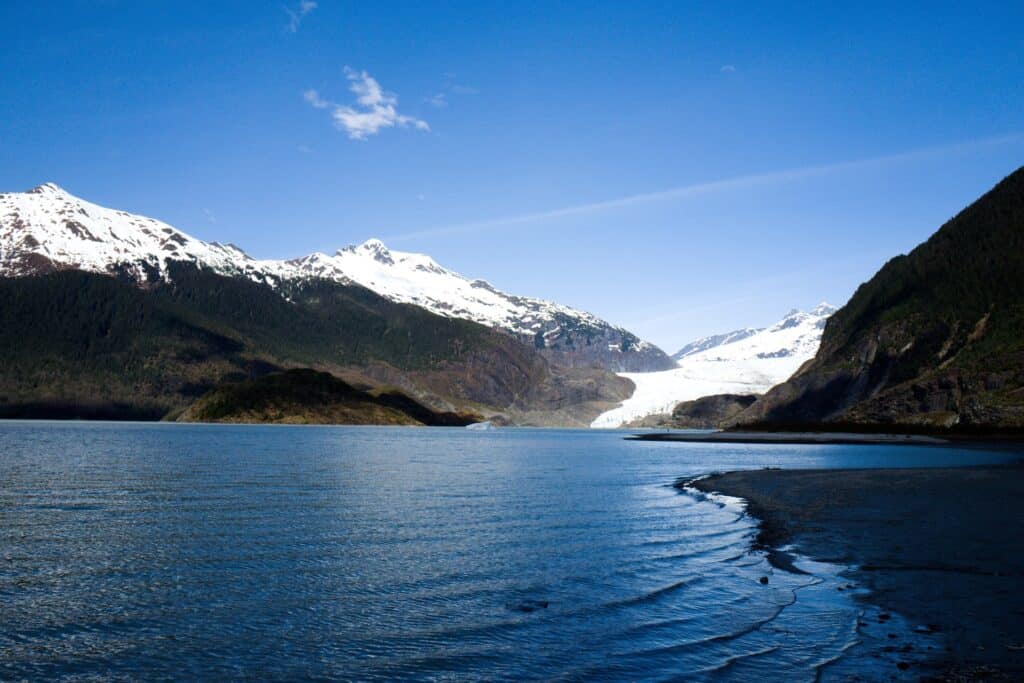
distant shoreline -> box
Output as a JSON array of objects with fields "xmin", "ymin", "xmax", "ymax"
[
  {"xmin": 629, "ymin": 430, "xmax": 950, "ymax": 445},
  {"xmin": 629, "ymin": 429, "xmax": 1024, "ymax": 449},
  {"xmin": 683, "ymin": 465, "xmax": 1024, "ymax": 678}
]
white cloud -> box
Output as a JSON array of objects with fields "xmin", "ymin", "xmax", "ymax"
[
  {"xmin": 720, "ymin": 64, "xmax": 737, "ymax": 73},
  {"xmin": 425, "ymin": 93, "xmax": 448, "ymax": 108},
  {"xmin": 203, "ymin": 208, "xmax": 216, "ymax": 223},
  {"xmin": 305, "ymin": 67, "xmax": 429, "ymax": 140},
  {"xmin": 286, "ymin": 0, "xmax": 317, "ymax": 33}
]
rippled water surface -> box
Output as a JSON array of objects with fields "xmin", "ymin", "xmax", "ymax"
[{"xmin": 0, "ymin": 422, "xmax": 1017, "ymax": 681}]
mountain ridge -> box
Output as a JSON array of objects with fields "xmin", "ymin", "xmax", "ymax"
[
  {"xmin": 0, "ymin": 183, "xmax": 672, "ymax": 372},
  {"xmin": 672, "ymin": 328, "xmax": 761, "ymax": 361},
  {"xmin": 735, "ymin": 166, "xmax": 1024, "ymax": 430}
]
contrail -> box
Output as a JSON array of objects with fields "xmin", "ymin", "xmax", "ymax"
[{"xmin": 385, "ymin": 131, "xmax": 1024, "ymax": 242}]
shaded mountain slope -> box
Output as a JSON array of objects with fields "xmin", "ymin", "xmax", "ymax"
[
  {"xmin": 179, "ymin": 369, "xmax": 479, "ymax": 425},
  {"xmin": 737, "ymin": 166, "xmax": 1024, "ymax": 429},
  {"xmin": 0, "ymin": 265, "xmax": 610, "ymax": 422},
  {"xmin": 0, "ymin": 269, "xmax": 261, "ymax": 420}
]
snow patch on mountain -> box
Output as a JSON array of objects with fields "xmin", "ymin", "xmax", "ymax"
[{"xmin": 591, "ymin": 304, "xmax": 837, "ymax": 428}]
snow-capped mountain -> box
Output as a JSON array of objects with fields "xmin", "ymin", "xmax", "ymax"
[
  {"xmin": 0, "ymin": 183, "xmax": 672, "ymax": 371},
  {"xmin": 591, "ymin": 303, "xmax": 837, "ymax": 427},
  {"xmin": 671, "ymin": 327, "xmax": 761, "ymax": 361},
  {"xmin": 0, "ymin": 183, "xmax": 293, "ymax": 284}
]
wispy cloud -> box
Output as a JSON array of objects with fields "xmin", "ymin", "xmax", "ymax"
[
  {"xmin": 628, "ymin": 251, "xmax": 886, "ymax": 327},
  {"xmin": 425, "ymin": 93, "xmax": 448, "ymax": 108},
  {"xmin": 720, "ymin": 64, "xmax": 737, "ymax": 73},
  {"xmin": 441, "ymin": 72, "xmax": 479, "ymax": 96},
  {"xmin": 203, "ymin": 208, "xmax": 216, "ymax": 224},
  {"xmin": 385, "ymin": 131, "xmax": 1024, "ymax": 241},
  {"xmin": 285, "ymin": 0, "xmax": 317, "ymax": 33},
  {"xmin": 305, "ymin": 68, "xmax": 429, "ymax": 140},
  {"xmin": 416, "ymin": 74, "xmax": 477, "ymax": 114},
  {"xmin": 303, "ymin": 89, "xmax": 330, "ymax": 109},
  {"xmin": 449, "ymin": 84, "xmax": 480, "ymax": 95}
]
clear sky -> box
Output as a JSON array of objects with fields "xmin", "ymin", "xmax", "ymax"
[{"xmin": 2, "ymin": 2, "xmax": 1022, "ymax": 350}]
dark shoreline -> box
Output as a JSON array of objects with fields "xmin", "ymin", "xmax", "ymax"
[
  {"xmin": 632, "ymin": 430, "xmax": 951, "ymax": 445},
  {"xmin": 685, "ymin": 465, "xmax": 1024, "ymax": 679},
  {"xmin": 632, "ymin": 429, "xmax": 1024, "ymax": 452}
]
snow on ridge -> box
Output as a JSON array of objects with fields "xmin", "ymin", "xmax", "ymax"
[
  {"xmin": 280, "ymin": 236, "xmax": 618, "ymax": 337},
  {"xmin": 0, "ymin": 182, "xmax": 288, "ymax": 282},
  {"xmin": 591, "ymin": 303, "xmax": 836, "ymax": 428},
  {"xmin": 0, "ymin": 184, "xmax": 653, "ymax": 353},
  {"xmin": 671, "ymin": 326, "xmax": 762, "ymax": 361}
]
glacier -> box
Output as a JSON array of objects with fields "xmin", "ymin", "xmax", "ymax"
[{"xmin": 591, "ymin": 304, "xmax": 837, "ymax": 428}]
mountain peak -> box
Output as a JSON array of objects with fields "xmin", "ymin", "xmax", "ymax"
[
  {"xmin": 26, "ymin": 182, "xmax": 67, "ymax": 196},
  {"xmin": 355, "ymin": 238, "xmax": 393, "ymax": 264},
  {"xmin": 338, "ymin": 238, "xmax": 394, "ymax": 263},
  {"xmin": 811, "ymin": 302, "xmax": 836, "ymax": 316},
  {"xmin": 360, "ymin": 237, "xmax": 388, "ymax": 250},
  {"xmin": 672, "ymin": 304, "xmax": 834, "ymax": 361}
]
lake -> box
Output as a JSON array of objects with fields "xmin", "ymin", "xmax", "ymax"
[{"xmin": 0, "ymin": 422, "xmax": 1017, "ymax": 681}]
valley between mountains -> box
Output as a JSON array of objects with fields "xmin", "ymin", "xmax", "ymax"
[{"xmin": 2, "ymin": 167, "xmax": 1023, "ymax": 431}]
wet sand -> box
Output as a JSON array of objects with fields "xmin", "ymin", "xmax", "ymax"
[{"xmin": 689, "ymin": 465, "xmax": 1024, "ymax": 678}]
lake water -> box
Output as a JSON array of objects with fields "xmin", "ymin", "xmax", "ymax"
[{"xmin": 0, "ymin": 422, "xmax": 1017, "ymax": 681}]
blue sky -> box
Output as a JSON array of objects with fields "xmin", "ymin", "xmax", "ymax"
[{"xmin": 2, "ymin": 2, "xmax": 1022, "ymax": 349}]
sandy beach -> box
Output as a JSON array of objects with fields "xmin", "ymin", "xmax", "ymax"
[{"xmin": 689, "ymin": 465, "xmax": 1024, "ymax": 678}]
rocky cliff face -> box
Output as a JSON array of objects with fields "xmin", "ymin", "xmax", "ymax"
[{"xmin": 736, "ymin": 167, "xmax": 1024, "ymax": 430}]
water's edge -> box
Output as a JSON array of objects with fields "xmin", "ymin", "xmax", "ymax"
[{"xmin": 676, "ymin": 474, "xmax": 946, "ymax": 679}]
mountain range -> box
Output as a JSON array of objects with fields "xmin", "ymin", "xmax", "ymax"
[
  {"xmin": 0, "ymin": 183, "xmax": 672, "ymax": 372},
  {"xmin": 0, "ymin": 183, "xmax": 668, "ymax": 425},
  {"xmin": 592, "ymin": 304, "xmax": 836, "ymax": 428},
  {"xmin": 3, "ymin": 165, "xmax": 1021, "ymax": 432}
]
